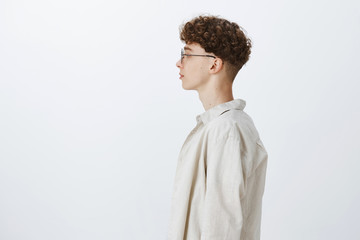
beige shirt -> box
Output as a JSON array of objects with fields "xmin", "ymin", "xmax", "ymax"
[{"xmin": 168, "ymin": 99, "xmax": 268, "ymax": 240}]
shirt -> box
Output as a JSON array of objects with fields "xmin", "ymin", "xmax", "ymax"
[{"xmin": 167, "ymin": 99, "xmax": 268, "ymax": 240}]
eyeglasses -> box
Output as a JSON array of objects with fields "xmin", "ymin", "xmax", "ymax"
[{"xmin": 181, "ymin": 49, "xmax": 216, "ymax": 64}]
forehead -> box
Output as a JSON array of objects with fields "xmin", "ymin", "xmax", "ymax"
[{"xmin": 184, "ymin": 43, "xmax": 205, "ymax": 53}]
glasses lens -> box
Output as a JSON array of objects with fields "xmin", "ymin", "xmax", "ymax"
[{"xmin": 181, "ymin": 49, "xmax": 184, "ymax": 64}]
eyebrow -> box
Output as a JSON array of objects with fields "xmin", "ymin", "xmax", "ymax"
[{"xmin": 184, "ymin": 46, "xmax": 192, "ymax": 52}]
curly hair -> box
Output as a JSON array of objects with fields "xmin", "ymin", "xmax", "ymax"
[{"xmin": 180, "ymin": 15, "xmax": 252, "ymax": 77}]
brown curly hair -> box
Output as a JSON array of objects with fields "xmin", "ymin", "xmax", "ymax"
[{"xmin": 180, "ymin": 15, "xmax": 252, "ymax": 78}]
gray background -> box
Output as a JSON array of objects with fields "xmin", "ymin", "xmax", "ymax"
[{"xmin": 0, "ymin": 0, "xmax": 359, "ymax": 239}]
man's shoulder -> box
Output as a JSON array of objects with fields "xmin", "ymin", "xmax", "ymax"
[{"xmin": 204, "ymin": 109, "xmax": 260, "ymax": 142}]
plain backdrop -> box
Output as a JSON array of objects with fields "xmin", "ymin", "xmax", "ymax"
[{"xmin": 0, "ymin": 0, "xmax": 359, "ymax": 239}]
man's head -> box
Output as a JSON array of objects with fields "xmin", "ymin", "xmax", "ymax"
[{"xmin": 178, "ymin": 15, "xmax": 252, "ymax": 82}]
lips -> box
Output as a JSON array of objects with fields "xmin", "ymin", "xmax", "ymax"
[{"xmin": 179, "ymin": 73, "xmax": 184, "ymax": 78}]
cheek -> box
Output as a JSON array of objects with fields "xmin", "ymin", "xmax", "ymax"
[
  {"xmin": 182, "ymin": 61, "xmax": 210, "ymax": 87},
  {"xmin": 197, "ymin": 65, "xmax": 210, "ymax": 80}
]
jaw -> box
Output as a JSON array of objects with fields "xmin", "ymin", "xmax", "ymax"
[{"xmin": 182, "ymin": 78, "xmax": 207, "ymax": 92}]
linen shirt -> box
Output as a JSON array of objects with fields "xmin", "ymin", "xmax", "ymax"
[{"xmin": 168, "ymin": 99, "xmax": 268, "ymax": 240}]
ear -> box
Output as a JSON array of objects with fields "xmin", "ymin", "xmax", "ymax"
[{"xmin": 209, "ymin": 58, "xmax": 223, "ymax": 74}]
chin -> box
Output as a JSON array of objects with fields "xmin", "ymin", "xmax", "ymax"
[
  {"xmin": 181, "ymin": 80, "xmax": 194, "ymax": 90},
  {"xmin": 182, "ymin": 83, "xmax": 195, "ymax": 90}
]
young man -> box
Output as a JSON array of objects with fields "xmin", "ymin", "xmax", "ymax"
[{"xmin": 168, "ymin": 16, "xmax": 268, "ymax": 240}]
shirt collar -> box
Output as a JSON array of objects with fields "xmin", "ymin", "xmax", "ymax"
[{"xmin": 196, "ymin": 99, "xmax": 246, "ymax": 124}]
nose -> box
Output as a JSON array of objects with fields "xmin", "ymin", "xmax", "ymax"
[{"xmin": 176, "ymin": 59, "xmax": 182, "ymax": 68}]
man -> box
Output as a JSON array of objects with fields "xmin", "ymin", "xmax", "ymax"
[{"xmin": 168, "ymin": 15, "xmax": 268, "ymax": 240}]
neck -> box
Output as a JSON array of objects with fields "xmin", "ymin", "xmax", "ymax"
[{"xmin": 197, "ymin": 77, "xmax": 234, "ymax": 111}]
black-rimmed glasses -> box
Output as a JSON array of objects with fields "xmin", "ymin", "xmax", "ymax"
[{"xmin": 181, "ymin": 49, "xmax": 216, "ymax": 64}]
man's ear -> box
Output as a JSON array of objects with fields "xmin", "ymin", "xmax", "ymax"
[{"xmin": 209, "ymin": 58, "xmax": 223, "ymax": 74}]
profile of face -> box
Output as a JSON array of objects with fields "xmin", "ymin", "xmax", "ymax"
[{"xmin": 176, "ymin": 43, "xmax": 216, "ymax": 91}]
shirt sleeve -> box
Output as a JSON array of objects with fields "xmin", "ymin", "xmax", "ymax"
[{"xmin": 200, "ymin": 136, "xmax": 245, "ymax": 240}]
